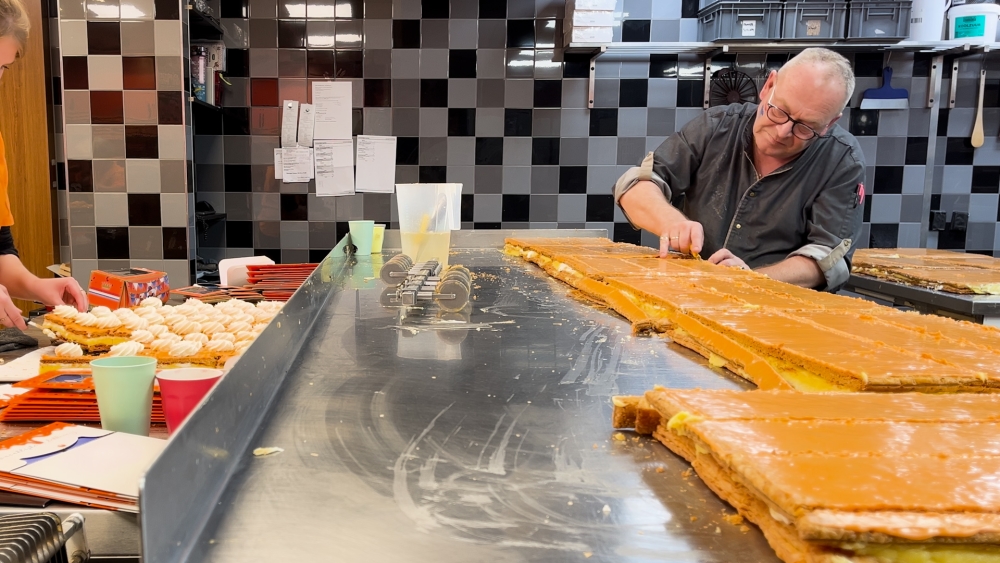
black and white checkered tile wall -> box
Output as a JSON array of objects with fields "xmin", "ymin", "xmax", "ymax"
[{"xmin": 52, "ymin": 0, "xmax": 1000, "ymax": 272}]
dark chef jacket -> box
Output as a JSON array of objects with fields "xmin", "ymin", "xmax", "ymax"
[{"xmin": 613, "ymin": 102, "xmax": 865, "ymax": 292}]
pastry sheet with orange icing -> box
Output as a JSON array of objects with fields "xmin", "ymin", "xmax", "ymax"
[
  {"xmin": 505, "ymin": 236, "xmax": 1000, "ymax": 393},
  {"xmin": 612, "ymin": 388, "xmax": 1000, "ymax": 563},
  {"xmin": 853, "ymin": 247, "xmax": 1000, "ymax": 294}
]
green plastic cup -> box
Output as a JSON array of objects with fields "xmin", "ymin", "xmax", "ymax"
[
  {"xmin": 91, "ymin": 356, "xmax": 158, "ymax": 436},
  {"xmin": 349, "ymin": 220, "xmax": 375, "ymax": 256}
]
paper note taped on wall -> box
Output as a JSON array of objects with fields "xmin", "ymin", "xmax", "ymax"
[
  {"xmin": 281, "ymin": 100, "xmax": 299, "ymax": 148},
  {"xmin": 312, "ymin": 81, "xmax": 353, "ymax": 140},
  {"xmin": 741, "ymin": 20, "xmax": 756, "ymax": 36},
  {"xmin": 806, "ymin": 20, "xmax": 821, "ymax": 36}
]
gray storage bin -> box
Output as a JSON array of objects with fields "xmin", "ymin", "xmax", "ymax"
[
  {"xmin": 846, "ymin": 0, "xmax": 912, "ymax": 41},
  {"xmin": 698, "ymin": 2, "xmax": 784, "ymax": 41},
  {"xmin": 783, "ymin": 1, "xmax": 848, "ymax": 39}
]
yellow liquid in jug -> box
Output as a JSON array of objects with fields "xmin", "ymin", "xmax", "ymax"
[{"xmin": 400, "ymin": 231, "xmax": 451, "ymax": 267}]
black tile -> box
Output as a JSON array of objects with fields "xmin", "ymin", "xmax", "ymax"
[
  {"xmin": 474, "ymin": 222, "xmax": 502, "ymax": 229},
  {"xmin": 863, "ymin": 195, "xmax": 872, "ymax": 222},
  {"xmin": 586, "ymin": 194, "xmax": 614, "ymax": 222},
  {"xmin": 913, "ymin": 53, "xmax": 932, "ymax": 77},
  {"xmin": 127, "ymin": 193, "xmax": 161, "ymax": 226},
  {"xmin": 224, "ymin": 165, "xmax": 252, "ymax": 192},
  {"xmin": 649, "ymin": 54, "xmax": 678, "ymax": 78},
  {"xmin": 621, "ymin": 20, "xmax": 651, "ymax": 42},
  {"xmin": 559, "ymin": 166, "xmax": 587, "ymax": 194},
  {"xmin": 420, "ymin": 79, "xmax": 449, "ymax": 107},
  {"xmin": 931, "ymin": 209, "xmax": 946, "ymax": 230},
  {"xmin": 461, "ymin": 193, "xmax": 473, "ymax": 222},
  {"xmin": 479, "ymin": 0, "xmax": 506, "ymax": 18},
  {"xmin": 938, "ymin": 227, "xmax": 967, "ymax": 249},
  {"xmin": 154, "ymin": 0, "xmax": 179, "ymax": 19},
  {"xmin": 942, "ymin": 55, "xmax": 956, "ymax": 79},
  {"xmin": 614, "ymin": 223, "xmax": 641, "ymax": 245},
  {"xmin": 124, "ymin": 125, "xmax": 158, "ymax": 158},
  {"xmin": 396, "ymin": 137, "xmax": 419, "ymax": 165},
  {"xmin": 931, "ymin": 193, "xmax": 941, "ymax": 210},
  {"xmin": 62, "ymin": 57, "xmax": 88, "ymax": 89},
  {"xmin": 590, "ymin": 108, "xmax": 618, "ymax": 136},
  {"xmin": 51, "ymin": 77, "xmax": 61, "ymax": 105},
  {"xmin": 533, "ymin": 79, "xmax": 561, "ymax": 108},
  {"xmin": 257, "ymin": 248, "xmax": 282, "ymax": 263},
  {"xmin": 364, "ymin": 79, "xmax": 391, "ymax": 107},
  {"xmin": 563, "ymin": 53, "xmax": 591, "ymax": 79},
  {"xmin": 354, "ymin": 107, "xmax": 364, "ymax": 135},
  {"xmin": 868, "ymin": 224, "xmax": 899, "ymax": 248},
  {"xmin": 945, "ymin": 137, "xmax": 975, "ymax": 165},
  {"xmin": 163, "ymin": 227, "xmax": 188, "ymax": 260},
  {"xmin": 280, "ymin": 194, "xmax": 308, "ymax": 221},
  {"xmin": 336, "ymin": 50, "xmax": 363, "ymax": 78},
  {"xmin": 309, "ymin": 249, "xmax": 330, "ymax": 263},
  {"xmin": 249, "ymin": 19, "xmax": 277, "ymax": 48},
  {"xmin": 532, "ymin": 138, "xmax": 559, "ymax": 165},
  {"xmin": 223, "ymin": 107, "xmax": 251, "ymax": 135},
  {"xmin": 226, "ymin": 49, "xmax": 250, "ymax": 78},
  {"xmin": 986, "ymin": 79, "xmax": 1000, "ymax": 108},
  {"xmin": 307, "ymin": 50, "xmax": 335, "ymax": 78},
  {"xmin": 419, "ymin": 166, "xmax": 447, "ymax": 183},
  {"xmin": 226, "ymin": 221, "xmax": 253, "ymax": 248},
  {"xmin": 221, "ymin": 0, "xmax": 248, "ymax": 17},
  {"xmin": 392, "ymin": 20, "xmax": 421, "ymax": 49},
  {"xmin": 676, "ymin": 79, "xmax": 704, "ymax": 107},
  {"xmin": 681, "ymin": 0, "xmax": 699, "ymax": 18},
  {"xmin": 849, "ymin": 109, "xmax": 879, "ymax": 136},
  {"xmin": 67, "ymin": 160, "xmax": 92, "ymax": 193},
  {"xmin": 449, "ymin": 49, "xmax": 477, "ymax": 78},
  {"xmin": 88, "ymin": 22, "xmax": 120, "ymax": 55},
  {"xmin": 277, "ymin": 20, "xmax": 307, "ymax": 48},
  {"xmin": 157, "ymin": 91, "xmax": 183, "ymax": 125},
  {"xmin": 336, "ymin": 221, "xmax": 350, "ymax": 242},
  {"xmin": 56, "ymin": 162, "xmax": 66, "ymax": 191},
  {"xmin": 853, "ymin": 53, "xmax": 884, "ymax": 78},
  {"xmin": 90, "ymin": 91, "xmax": 124, "ymax": 124},
  {"xmin": 422, "ymin": 0, "xmax": 449, "ymax": 17},
  {"xmin": 873, "ymin": 166, "xmax": 903, "ymax": 194},
  {"xmin": 972, "ymin": 166, "xmax": 1000, "ymax": 193},
  {"xmin": 475, "ymin": 137, "xmax": 503, "ymax": 165},
  {"xmin": 504, "ymin": 108, "xmax": 532, "ymax": 136},
  {"xmin": 905, "ymin": 136, "xmax": 928, "ymax": 165},
  {"xmin": 96, "ymin": 227, "xmax": 130, "ymax": 259},
  {"xmin": 619, "ymin": 78, "xmax": 648, "ymax": 107},
  {"xmin": 448, "ymin": 108, "xmax": 476, "ymax": 136},
  {"xmin": 507, "ymin": 19, "xmax": 534, "ymax": 48},
  {"xmin": 937, "ymin": 108, "xmax": 949, "ymax": 136},
  {"xmin": 502, "ymin": 194, "xmax": 530, "ymax": 222},
  {"xmin": 193, "ymin": 101, "xmax": 223, "ymax": 135}
]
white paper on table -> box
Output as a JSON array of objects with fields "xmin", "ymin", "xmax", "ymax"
[
  {"xmin": 314, "ymin": 139, "xmax": 355, "ymax": 197},
  {"xmin": 280, "ymin": 100, "xmax": 299, "ymax": 148},
  {"xmin": 297, "ymin": 103, "xmax": 315, "ymax": 147},
  {"xmin": 355, "ymin": 135, "xmax": 397, "ymax": 193},
  {"xmin": 312, "ymin": 81, "xmax": 352, "ymax": 140},
  {"xmin": 0, "ymin": 347, "xmax": 52, "ymax": 382},
  {"xmin": 281, "ymin": 147, "xmax": 314, "ymax": 183},
  {"xmin": 273, "ymin": 148, "xmax": 283, "ymax": 180}
]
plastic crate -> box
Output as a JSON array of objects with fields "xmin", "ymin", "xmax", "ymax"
[
  {"xmin": 845, "ymin": 0, "xmax": 912, "ymax": 41},
  {"xmin": 783, "ymin": 1, "xmax": 848, "ymax": 40},
  {"xmin": 698, "ymin": 2, "xmax": 784, "ymax": 41}
]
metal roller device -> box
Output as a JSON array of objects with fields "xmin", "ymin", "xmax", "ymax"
[{"xmin": 379, "ymin": 254, "xmax": 472, "ymax": 311}]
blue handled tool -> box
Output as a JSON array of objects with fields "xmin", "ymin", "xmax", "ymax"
[{"xmin": 859, "ymin": 67, "xmax": 909, "ymax": 110}]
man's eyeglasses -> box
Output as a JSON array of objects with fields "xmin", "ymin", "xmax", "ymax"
[{"xmin": 764, "ymin": 89, "xmax": 826, "ymax": 141}]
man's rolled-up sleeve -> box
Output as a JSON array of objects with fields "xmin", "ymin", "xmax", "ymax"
[
  {"xmin": 788, "ymin": 157, "xmax": 865, "ymax": 292},
  {"xmin": 0, "ymin": 227, "xmax": 18, "ymax": 257}
]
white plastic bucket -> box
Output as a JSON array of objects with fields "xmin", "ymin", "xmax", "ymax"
[
  {"xmin": 909, "ymin": 0, "xmax": 947, "ymax": 40},
  {"xmin": 948, "ymin": 2, "xmax": 1000, "ymax": 42}
]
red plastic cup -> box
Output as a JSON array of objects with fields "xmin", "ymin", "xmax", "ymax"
[{"xmin": 155, "ymin": 368, "xmax": 224, "ymax": 434}]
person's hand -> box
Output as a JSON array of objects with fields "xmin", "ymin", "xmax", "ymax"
[
  {"xmin": 0, "ymin": 284, "xmax": 25, "ymax": 330},
  {"xmin": 658, "ymin": 220, "xmax": 705, "ymax": 258},
  {"xmin": 32, "ymin": 278, "xmax": 88, "ymax": 312},
  {"xmin": 708, "ymin": 248, "xmax": 751, "ymax": 270}
]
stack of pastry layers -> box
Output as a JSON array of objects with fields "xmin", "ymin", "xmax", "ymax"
[
  {"xmin": 853, "ymin": 247, "xmax": 1000, "ymax": 295},
  {"xmin": 505, "ymin": 237, "xmax": 1000, "ymax": 393},
  {"xmin": 613, "ymin": 388, "xmax": 1000, "ymax": 563},
  {"xmin": 39, "ymin": 297, "xmax": 283, "ymax": 371}
]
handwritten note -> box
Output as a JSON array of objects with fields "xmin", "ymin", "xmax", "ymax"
[
  {"xmin": 355, "ymin": 135, "xmax": 397, "ymax": 193},
  {"xmin": 314, "ymin": 139, "xmax": 354, "ymax": 197},
  {"xmin": 312, "ymin": 82, "xmax": 352, "ymax": 140}
]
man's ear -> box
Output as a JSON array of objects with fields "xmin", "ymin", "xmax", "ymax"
[
  {"xmin": 759, "ymin": 69, "xmax": 777, "ymax": 99},
  {"xmin": 824, "ymin": 113, "xmax": 843, "ymax": 133}
]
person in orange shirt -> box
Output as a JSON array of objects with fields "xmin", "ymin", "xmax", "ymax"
[{"xmin": 0, "ymin": 0, "xmax": 86, "ymax": 329}]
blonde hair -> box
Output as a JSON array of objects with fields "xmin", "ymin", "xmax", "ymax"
[
  {"xmin": 781, "ymin": 48, "xmax": 855, "ymax": 108},
  {"xmin": 0, "ymin": 0, "xmax": 28, "ymax": 56}
]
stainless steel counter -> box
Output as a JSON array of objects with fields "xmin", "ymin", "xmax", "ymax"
[
  {"xmin": 846, "ymin": 273, "xmax": 1000, "ymax": 326},
  {"xmin": 142, "ymin": 231, "xmax": 777, "ymax": 563}
]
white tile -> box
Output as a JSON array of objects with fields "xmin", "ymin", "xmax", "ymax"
[
  {"xmin": 157, "ymin": 125, "xmax": 186, "ymax": 159},
  {"xmin": 93, "ymin": 193, "xmax": 128, "ymax": 226},
  {"xmin": 162, "ymin": 260, "xmax": 191, "ymax": 287},
  {"xmin": 64, "ymin": 124, "xmax": 93, "ymax": 159},
  {"xmin": 153, "ymin": 20, "xmax": 182, "ymax": 56},
  {"xmin": 969, "ymin": 194, "xmax": 999, "ymax": 223},
  {"xmin": 125, "ymin": 159, "xmax": 161, "ymax": 193},
  {"xmin": 120, "ymin": 0, "xmax": 154, "ymax": 20},
  {"xmin": 897, "ymin": 222, "xmax": 921, "ymax": 247},
  {"xmin": 160, "ymin": 193, "xmax": 188, "ymax": 227},
  {"xmin": 942, "ymin": 166, "xmax": 973, "ymax": 194},
  {"xmin": 88, "ymin": 55, "xmax": 123, "ymax": 90},
  {"xmin": 60, "ymin": 20, "xmax": 88, "ymax": 56},
  {"xmin": 72, "ymin": 259, "xmax": 98, "ymax": 288}
]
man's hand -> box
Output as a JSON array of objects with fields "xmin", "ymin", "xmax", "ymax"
[
  {"xmin": 32, "ymin": 278, "xmax": 88, "ymax": 312},
  {"xmin": 0, "ymin": 284, "xmax": 26, "ymax": 329},
  {"xmin": 658, "ymin": 220, "xmax": 705, "ymax": 258},
  {"xmin": 708, "ymin": 248, "xmax": 751, "ymax": 270}
]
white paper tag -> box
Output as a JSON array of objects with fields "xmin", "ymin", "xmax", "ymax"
[
  {"xmin": 280, "ymin": 100, "xmax": 299, "ymax": 148},
  {"xmin": 297, "ymin": 103, "xmax": 315, "ymax": 148},
  {"xmin": 281, "ymin": 147, "xmax": 313, "ymax": 183},
  {"xmin": 274, "ymin": 148, "xmax": 283, "ymax": 180},
  {"xmin": 741, "ymin": 20, "xmax": 756, "ymax": 37}
]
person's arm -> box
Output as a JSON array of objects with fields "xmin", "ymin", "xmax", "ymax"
[
  {"xmin": 617, "ymin": 182, "xmax": 703, "ymax": 257},
  {"xmin": 0, "ymin": 254, "xmax": 88, "ymax": 312},
  {"xmin": 757, "ymin": 255, "xmax": 825, "ymax": 287}
]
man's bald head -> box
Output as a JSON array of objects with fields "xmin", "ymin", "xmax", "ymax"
[{"xmin": 779, "ymin": 48, "xmax": 855, "ymax": 111}]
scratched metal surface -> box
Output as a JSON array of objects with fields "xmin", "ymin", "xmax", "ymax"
[{"xmin": 183, "ymin": 249, "xmax": 779, "ymax": 563}]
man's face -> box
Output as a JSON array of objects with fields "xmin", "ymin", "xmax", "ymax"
[{"xmin": 752, "ymin": 68, "xmax": 844, "ymax": 162}]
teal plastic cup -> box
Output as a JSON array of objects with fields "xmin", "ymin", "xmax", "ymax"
[
  {"xmin": 349, "ymin": 220, "xmax": 376, "ymax": 256},
  {"xmin": 91, "ymin": 356, "xmax": 158, "ymax": 436}
]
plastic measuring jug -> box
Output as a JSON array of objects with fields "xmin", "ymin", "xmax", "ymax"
[{"xmin": 395, "ymin": 183, "xmax": 462, "ymax": 267}]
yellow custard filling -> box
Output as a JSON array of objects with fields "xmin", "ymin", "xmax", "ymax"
[{"xmin": 838, "ymin": 543, "xmax": 1000, "ymax": 563}]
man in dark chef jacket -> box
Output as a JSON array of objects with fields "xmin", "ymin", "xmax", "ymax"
[{"xmin": 614, "ymin": 47, "xmax": 865, "ymax": 292}]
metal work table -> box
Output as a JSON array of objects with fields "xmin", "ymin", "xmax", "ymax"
[
  {"xmin": 846, "ymin": 273, "xmax": 1000, "ymax": 326},
  {"xmin": 141, "ymin": 231, "xmax": 777, "ymax": 563}
]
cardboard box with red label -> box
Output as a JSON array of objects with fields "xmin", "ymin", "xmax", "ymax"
[{"xmin": 87, "ymin": 268, "xmax": 169, "ymax": 310}]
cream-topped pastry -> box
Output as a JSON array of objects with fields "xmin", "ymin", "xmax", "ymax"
[
  {"xmin": 90, "ymin": 306, "xmax": 114, "ymax": 317},
  {"xmin": 52, "ymin": 305, "xmax": 79, "ymax": 319},
  {"xmin": 73, "ymin": 312, "xmax": 98, "ymax": 326},
  {"xmin": 159, "ymin": 332, "xmax": 183, "ymax": 343},
  {"xmin": 228, "ymin": 320, "xmax": 252, "ymax": 334},
  {"xmin": 200, "ymin": 321, "xmax": 226, "ymax": 335},
  {"xmin": 184, "ymin": 333, "xmax": 209, "ymax": 344},
  {"xmin": 205, "ymin": 339, "xmax": 235, "ymax": 353},
  {"xmin": 107, "ymin": 341, "xmax": 144, "ymax": 357},
  {"xmin": 131, "ymin": 329, "xmax": 155, "ymax": 344},
  {"xmin": 149, "ymin": 338, "xmax": 175, "ymax": 351},
  {"xmin": 120, "ymin": 315, "xmax": 149, "ymax": 331},
  {"xmin": 139, "ymin": 296, "xmax": 164, "ymax": 308},
  {"xmin": 173, "ymin": 320, "xmax": 203, "ymax": 336},
  {"xmin": 164, "ymin": 313, "xmax": 187, "ymax": 327},
  {"xmin": 211, "ymin": 332, "xmax": 236, "ymax": 342},
  {"xmin": 147, "ymin": 324, "xmax": 170, "ymax": 337},
  {"xmin": 235, "ymin": 330, "xmax": 255, "ymax": 342},
  {"xmin": 168, "ymin": 341, "xmax": 203, "ymax": 357},
  {"xmin": 54, "ymin": 342, "xmax": 83, "ymax": 357}
]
